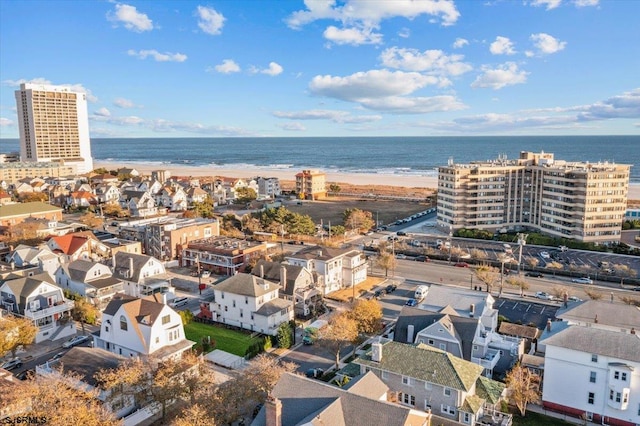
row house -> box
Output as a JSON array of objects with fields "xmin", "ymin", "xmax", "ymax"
[
  {"xmin": 0, "ymin": 273, "xmax": 76, "ymax": 343},
  {"xmin": 355, "ymin": 340, "xmax": 511, "ymax": 426},
  {"xmin": 251, "ymin": 259, "xmax": 322, "ymax": 318},
  {"xmin": 181, "ymin": 237, "xmax": 269, "ymax": 276},
  {"xmin": 285, "ymin": 245, "xmax": 368, "ymax": 296},
  {"xmin": 208, "ymin": 272, "xmax": 294, "ymax": 336},
  {"xmin": 54, "ymin": 259, "xmax": 124, "ymax": 309},
  {"xmin": 93, "ymin": 294, "xmax": 194, "ymax": 361}
]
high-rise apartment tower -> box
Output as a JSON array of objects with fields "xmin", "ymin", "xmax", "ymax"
[{"xmin": 15, "ymin": 83, "xmax": 93, "ymax": 173}]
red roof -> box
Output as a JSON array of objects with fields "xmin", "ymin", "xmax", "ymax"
[{"xmin": 49, "ymin": 234, "xmax": 90, "ymax": 255}]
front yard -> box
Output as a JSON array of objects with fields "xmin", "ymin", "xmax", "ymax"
[{"xmin": 184, "ymin": 321, "xmax": 261, "ymax": 357}]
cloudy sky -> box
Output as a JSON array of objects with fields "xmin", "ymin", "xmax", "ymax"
[{"xmin": 1, "ymin": 0, "xmax": 639, "ymax": 138}]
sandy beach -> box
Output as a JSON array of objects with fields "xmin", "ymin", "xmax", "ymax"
[{"xmin": 94, "ymin": 161, "xmax": 640, "ymax": 201}]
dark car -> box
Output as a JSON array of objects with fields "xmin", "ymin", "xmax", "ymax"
[
  {"xmin": 305, "ymin": 368, "xmax": 324, "ymax": 378},
  {"xmin": 454, "ymin": 262, "xmax": 469, "ymax": 268},
  {"xmin": 385, "ymin": 284, "xmax": 397, "ymax": 293},
  {"xmin": 525, "ymin": 272, "xmax": 543, "ymax": 278},
  {"xmin": 405, "ymin": 298, "xmax": 418, "ymax": 307},
  {"xmin": 415, "ymin": 255, "xmax": 429, "ymax": 262},
  {"xmin": 374, "ymin": 289, "xmax": 385, "ymax": 299},
  {"xmin": 396, "ymin": 231, "xmax": 407, "ymax": 236}
]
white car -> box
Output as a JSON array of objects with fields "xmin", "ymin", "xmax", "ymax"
[
  {"xmin": 535, "ymin": 291, "xmax": 555, "ymax": 300},
  {"xmin": 540, "ymin": 251, "xmax": 550, "ymax": 259},
  {"xmin": 62, "ymin": 334, "xmax": 91, "ymax": 349},
  {"xmin": 568, "ymin": 296, "xmax": 583, "ymax": 302},
  {"xmin": 572, "ymin": 277, "xmax": 594, "ymax": 284}
]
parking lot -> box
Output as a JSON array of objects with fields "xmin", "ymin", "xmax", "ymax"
[{"xmin": 494, "ymin": 297, "xmax": 560, "ymax": 329}]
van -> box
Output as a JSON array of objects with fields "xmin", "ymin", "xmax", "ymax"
[
  {"xmin": 169, "ymin": 297, "xmax": 189, "ymax": 308},
  {"xmin": 414, "ymin": 285, "xmax": 429, "ymax": 301}
]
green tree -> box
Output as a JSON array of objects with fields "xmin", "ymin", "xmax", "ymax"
[
  {"xmin": 191, "ymin": 196, "xmax": 216, "ymax": 218},
  {"xmin": 276, "ymin": 322, "xmax": 293, "ymax": 349},
  {"xmin": 179, "ymin": 309, "xmax": 194, "ymax": 325},
  {"xmin": 70, "ymin": 295, "xmax": 100, "ymax": 335},
  {"xmin": 235, "ymin": 187, "xmax": 257, "ymax": 204},
  {"xmin": 329, "ymin": 183, "xmax": 341, "ymax": 193}
]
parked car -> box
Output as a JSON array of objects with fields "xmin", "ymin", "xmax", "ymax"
[
  {"xmin": 572, "ymin": 277, "xmax": 594, "ymax": 284},
  {"xmin": 395, "ymin": 253, "xmax": 407, "ymax": 260},
  {"xmin": 540, "ymin": 251, "xmax": 550, "ymax": 259},
  {"xmin": 0, "ymin": 358, "xmax": 23, "ymax": 371},
  {"xmin": 62, "ymin": 334, "xmax": 91, "ymax": 349},
  {"xmin": 535, "ymin": 291, "xmax": 554, "ymax": 300},
  {"xmin": 568, "ymin": 296, "xmax": 583, "ymax": 302},
  {"xmin": 16, "ymin": 369, "xmax": 34, "ymax": 380},
  {"xmin": 169, "ymin": 297, "xmax": 190, "ymax": 308},
  {"xmin": 385, "ymin": 284, "xmax": 397, "ymax": 293},
  {"xmin": 51, "ymin": 352, "xmax": 66, "ymax": 361},
  {"xmin": 454, "ymin": 262, "xmax": 469, "ymax": 268},
  {"xmin": 459, "ymin": 252, "xmax": 471, "ymax": 259},
  {"xmin": 200, "ymin": 271, "xmax": 211, "ymax": 278},
  {"xmin": 302, "ymin": 336, "xmax": 315, "ymax": 345},
  {"xmin": 415, "ymin": 255, "xmax": 429, "ymax": 262},
  {"xmin": 525, "ymin": 272, "xmax": 543, "ymax": 278},
  {"xmin": 405, "ymin": 298, "xmax": 418, "ymax": 307},
  {"xmin": 305, "ymin": 368, "xmax": 324, "ymax": 378},
  {"xmin": 374, "ymin": 289, "xmax": 385, "ymax": 299},
  {"xmin": 396, "ymin": 231, "xmax": 407, "ymax": 236}
]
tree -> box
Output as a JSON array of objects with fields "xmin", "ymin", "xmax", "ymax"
[
  {"xmin": 318, "ymin": 312, "xmax": 358, "ymax": 369},
  {"xmin": 376, "ymin": 252, "xmax": 396, "ymax": 277},
  {"xmin": 70, "ymin": 295, "xmax": 100, "ymax": 335},
  {"xmin": 191, "ymin": 197, "xmax": 215, "ymax": 218},
  {"xmin": 343, "ymin": 208, "xmax": 375, "ymax": 233},
  {"xmin": 349, "ymin": 299, "xmax": 383, "ymax": 335},
  {"xmin": 276, "ymin": 322, "xmax": 293, "ymax": 349},
  {"xmin": 551, "ymin": 286, "xmax": 569, "ymax": 300},
  {"xmin": 584, "ymin": 288, "xmax": 604, "ymax": 300},
  {"xmin": 0, "ymin": 314, "xmax": 37, "ymax": 357},
  {"xmin": 506, "ymin": 276, "xmax": 530, "ymax": 297},
  {"xmin": 173, "ymin": 404, "xmax": 213, "ymax": 426},
  {"xmin": 506, "ymin": 364, "xmax": 540, "ymax": 416},
  {"xmin": 179, "ymin": 309, "xmax": 194, "ymax": 325},
  {"xmin": 525, "ymin": 257, "xmax": 539, "ymax": 268},
  {"xmin": 235, "ymin": 187, "xmax": 257, "ymax": 204},
  {"xmin": 546, "ymin": 261, "xmax": 564, "ymax": 275},
  {"xmin": 474, "ymin": 264, "xmax": 499, "ymax": 293},
  {"xmin": 103, "ymin": 203, "xmax": 127, "ymax": 218},
  {"xmin": 79, "ymin": 211, "xmax": 104, "ymax": 229},
  {"xmin": 329, "ymin": 183, "xmax": 341, "ymax": 193},
  {"xmin": 470, "ymin": 248, "xmax": 488, "ymax": 260}
]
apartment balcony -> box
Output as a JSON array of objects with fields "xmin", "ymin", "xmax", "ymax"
[
  {"xmin": 472, "ymin": 348, "xmax": 500, "ymax": 370},
  {"xmin": 24, "ymin": 300, "xmax": 74, "ymax": 321}
]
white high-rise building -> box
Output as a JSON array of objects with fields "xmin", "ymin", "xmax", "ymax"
[{"xmin": 15, "ymin": 83, "xmax": 93, "ymax": 174}]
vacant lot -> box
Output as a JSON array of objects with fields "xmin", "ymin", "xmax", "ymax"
[
  {"xmin": 184, "ymin": 321, "xmax": 260, "ymax": 356},
  {"xmin": 286, "ymin": 198, "xmax": 431, "ymax": 228}
]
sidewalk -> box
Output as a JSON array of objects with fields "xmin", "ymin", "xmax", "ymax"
[
  {"xmin": 527, "ymin": 403, "xmax": 596, "ymax": 425},
  {"xmin": 13, "ymin": 322, "xmax": 99, "ymax": 362}
]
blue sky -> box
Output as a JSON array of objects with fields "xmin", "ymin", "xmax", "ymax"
[{"xmin": 1, "ymin": 0, "xmax": 639, "ymax": 138}]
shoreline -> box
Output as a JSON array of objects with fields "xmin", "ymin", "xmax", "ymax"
[{"xmin": 94, "ymin": 161, "xmax": 640, "ymax": 200}]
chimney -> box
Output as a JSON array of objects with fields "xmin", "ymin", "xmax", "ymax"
[
  {"xmin": 546, "ymin": 319, "xmax": 552, "ymax": 333},
  {"xmin": 10, "ymin": 261, "xmax": 15, "ymax": 270},
  {"xmin": 280, "ymin": 265, "xmax": 287, "ymax": 288},
  {"xmin": 265, "ymin": 394, "xmax": 282, "ymax": 426},
  {"xmin": 372, "ymin": 340, "xmax": 383, "ymax": 362},
  {"xmin": 260, "ymin": 264, "xmax": 264, "ymax": 278},
  {"xmin": 129, "ymin": 257, "xmax": 134, "ymax": 277},
  {"xmin": 631, "ymin": 328, "xmax": 636, "ymax": 335},
  {"xmin": 469, "ymin": 303, "xmax": 475, "ymax": 317},
  {"xmin": 407, "ymin": 324, "xmax": 415, "ymax": 343},
  {"xmin": 113, "ymin": 254, "xmax": 117, "ymax": 269}
]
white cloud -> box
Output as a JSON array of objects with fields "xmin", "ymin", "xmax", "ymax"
[
  {"xmin": 196, "ymin": 5, "xmax": 225, "ymax": 35},
  {"xmin": 323, "ymin": 25, "xmax": 383, "ymax": 45},
  {"xmin": 471, "ymin": 62, "xmax": 528, "ymax": 90},
  {"xmin": 127, "ymin": 49, "xmax": 187, "ymax": 62},
  {"xmin": 210, "ymin": 59, "xmax": 241, "ymax": 74},
  {"xmin": 453, "ymin": 38, "xmax": 468, "ymax": 49},
  {"xmin": 576, "ymin": 88, "xmax": 640, "ymax": 121},
  {"xmin": 489, "ymin": 36, "xmax": 516, "ymax": 55},
  {"xmin": 379, "ymin": 47, "xmax": 472, "ymax": 76},
  {"xmin": 3, "ymin": 77, "xmax": 52, "ymax": 87},
  {"xmin": 309, "ymin": 69, "xmax": 439, "ymax": 101},
  {"xmin": 0, "ymin": 117, "xmax": 13, "ymax": 127},
  {"xmin": 272, "ymin": 109, "xmax": 382, "ymax": 123},
  {"xmin": 398, "ymin": 27, "xmax": 411, "ymax": 38},
  {"xmin": 529, "ymin": 0, "xmax": 562, "ymax": 10},
  {"xmin": 277, "ymin": 122, "xmax": 307, "ymax": 131},
  {"xmin": 357, "ymin": 95, "xmax": 467, "ymax": 114},
  {"xmin": 530, "ymin": 33, "xmax": 567, "ymax": 55},
  {"xmin": 95, "ymin": 107, "xmax": 111, "ymax": 117},
  {"xmin": 107, "ymin": 3, "xmax": 154, "ymax": 32},
  {"xmin": 251, "ymin": 62, "xmax": 283, "ymax": 76},
  {"xmin": 574, "ymin": 0, "xmax": 599, "ymax": 6},
  {"xmin": 113, "ymin": 98, "xmax": 136, "ymax": 108}
]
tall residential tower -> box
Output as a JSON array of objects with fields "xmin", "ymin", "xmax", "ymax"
[
  {"xmin": 437, "ymin": 151, "xmax": 630, "ymax": 244},
  {"xmin": 15, "ymin": 83, "xmax": 93, "ymax": 174}
]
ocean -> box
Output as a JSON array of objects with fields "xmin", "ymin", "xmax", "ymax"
[{"xmin": 2, "ymin": 135, "xmax": 639, "ymax": 182}]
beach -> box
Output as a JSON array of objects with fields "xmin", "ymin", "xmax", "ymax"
[{"xmin": 94, "ymin": 162, "xmax": 640, "ymax": 201}]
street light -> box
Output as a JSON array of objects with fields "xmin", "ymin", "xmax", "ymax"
[{"xmin": 447, "ymin": 225, "xmax": 452, "ymax": 265}]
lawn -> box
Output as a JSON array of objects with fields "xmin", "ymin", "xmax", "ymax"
[
  {"xmin": 511, "ymin": 411, "xmax": 573, "ymax": 426},
  {"xmin": 184, "ymin": 321, "xmax": 261, "ymax": 357}
]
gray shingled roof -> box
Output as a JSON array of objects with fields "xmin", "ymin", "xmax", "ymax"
[
  {"xmin": 214, "ymin": 272, "xmax": 280, "ymax": 297},
  {"xmin": 114, "ymin": 252, "xmax": 156, "ymax": 283},
  {"xmin": 498, "ymin": 322, "xmax": 540, "ymax": 340},
  {"xmin": 56, "ymin": 347, "xmax": 126, "ymax": 388},
  {"xmin": 252, "ymin": 372, "xmax": 418, "ymax": 426},
  {"xmin": 557, "ymin": 300, "xmax": 640, "ymax": 330},
  {"xmin": 542, "ymin": 326, "xmax": 640, "ymax": 362},
  {"xmin": 1, "ymin": 273, "xmax": 57, "ymax": 311},
  {"xmin": 255, "ymin": 298, "xmax": 293, "ymax": 316},
  {"xmin": 251, "ymin": 260, "xmax": 303, "ymax": 296},
  {"xmin": 286, "ymin": 245, "xmax": 354, "ymax": 261},
  {"xmin": 355, "ymin": 341, "xmax": 483, "ymax": 392}
]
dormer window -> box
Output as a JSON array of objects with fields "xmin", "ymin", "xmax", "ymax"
[{"xmin": 120, "ymin": 315, "xmax": 128, "ymax": 331}]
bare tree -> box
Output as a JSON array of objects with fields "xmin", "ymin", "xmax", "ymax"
[
  {"xmin": 474, "ymin": 264, "xmax": 499, "ymax": 293},
  {"xmin": 551, "ymin": 286, "xmax": 569, "ymax": 300},
  {"xmin": 376, "ymin": 252, "xmax": 397, "ymax": 277},
  {"xmin": 0, "ymin": 314, "xmax": 37, "ymax": 357},
  {"xmin": 319, "ymin": 312, "xmax": 359, "ymax": 369},
  {"xmin": 584, "ymin": 288, "xmax": 604, "ymax": 300},
  {"xmin": 470, "ymin": 248, "xmax": 488, "ymax": 260},
  {"xmin": 506, "ymin": 276, "xmax": 530, "ymax": 297},
  {"xmin": 525, "ymin": 257, "xmax": 539, "ymax": 269},
  {"xmin": 506, "ymin": 364, "xmax": 540, "ymax": 416}
]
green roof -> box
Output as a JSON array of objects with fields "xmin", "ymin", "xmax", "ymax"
[
  {"xmin": 461, "ymin": 394, "xmax": 484, "ymax": 414},
  {"xmin": 355, "ymin": 341, "xmax": 484, "ymax": 391},
  {"xmin": 476, "ymin": 375, "xmax": 506, "ymax": 405},
  {"xmin": 0, "ymin": 202, "xmax": 62, "ymax": 218}
]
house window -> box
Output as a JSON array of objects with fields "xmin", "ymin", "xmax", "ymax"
[
  {"xmin": 614, "ymin": 371, "xmax": 620, "ymax": 380},
  {"xmin": 221, "ymin": 293, "xmax": 225, "ymax": 299},
  {"xmin": 120, "ymin": 315, "xmax": 128, "ymax": 331},
  {"xmin": 591, "ymin": 354, "xmax": 598, "ymax": 363},
  {"xmin": 439, "ymin": 343, "xmax": 447, "ymax": 351},
  {"xmin": 251, "ymin": 313, "xmax": 254, "ymax": 320},
  {"xmin": 616, "ymin": 392, "xmax": 621, "ymax": 403},
  {"xmin": 425, "ymin": 382, "xmax": 432, "ymax": 391},
  {"xmin": 155, "ymin": 337, "xmax": 159, "ymax": 344},
  {"xmin": 588, "ymin": 392, "xmax": 595, "ymax": 405},
  {"xmin": 233, "ymin": 300, "xmax": 236, "ymax": 308},
  {"xmin": 402, "ymin": 376, "xmax": 411, "ymax": 386},
  {"xmin": 105, "ymin": 326, "xmax": 109, "ymax": 332},
  {"xmin": 399, "ymin": 392, "xmax": 415, "ymax": 407},
  {"xmin": 162, "ymin": 315, "xmax": 170, "ymax": 325},
  {"xmin": 245, "ymin": 296, "xmax": 248, "ymax": 304},
  {"xmin": 224, "ymin": 306, "xmax": 228, "ymax": 312},
  {"xmin": 622, "ymin": 372, "xmax": 627, "ymax": 381},
  {"xmin": 240, "ymin": 309, "xmax": 243, "ymax": 318},
  {"xmin": 428, "ymin": 339, "xmax": 434, "ymax": 345},
  {"xmin": 463, "ymin": 412, "xmax": 471, "ymax": 423},
  {"xmin": 440, "ymin": 405, "xmax": 455, "ymax": 415},
  {"xmin": 589, "ymin": 371, "xmax": 596, "ymax": 383},
  {"xmin": 381, "ymin": 371, "xmax": 388, "ymax": 379},
  {"xmin": 424, "ymin": 401, "xmax": 432, "ymax": 411}
]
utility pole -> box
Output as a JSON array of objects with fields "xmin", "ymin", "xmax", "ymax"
[{"xmin": 517, "ymin": 233, "xmax": 528, "ymax": 275}]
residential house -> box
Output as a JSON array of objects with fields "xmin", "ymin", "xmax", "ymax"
[
  {"xmin": 208, "ymin": 272, "xmax": 293, "ymax": 336},
  {"xmin": 6, "ymin": 244, "xmax": 59, "ymax": 272},
  {"xmin": 0, "ymin": 190, "xmax": 12, "ymax": 205},
  {"xmin": 0, "ymin": 202, "xmax": 63, "ymax": 228},
  {"xmin": 251, "ymin": 372, "xmax": 432, "ymax": 426},
  {"xmin": 186, "ymin": 186, "xmax": 208, "ymax": 204},
  {"xmin": 67, "ymin": 190, "xmax": 97, "ymax": 208},
  {"xmin": 255, "ymin": 176, "xmax": 281, "ymax": 199},
  {"xmin": 46, "ymin": 233, "xmax": 95, "ymax": 262},
  {"xmin": 555, "ymin": 300, "xmax": 640, "ymax": 333},
  {"xmin": 541, "ymin": 326, "xmax": 640, "ymax": 426},
  {"xmin": 112, "ymin": 252, "xmax": 172, "ymax": 298},
  {"xmin": 117, "ymin": 167, "xmax": 140, "ymax": 178},
  {"xmin": 90, "ymin": 173, "xmax": 119, "ymax": 185},
  {"xmin": 13, "ymin": 181, "xmax": 34, "ymax": 195},
  {"xmin": 93, "ymin": 294, "xmax": 195, "ymax": 361},
  {"xmin": 285, "ymin": 245, "xmax": 368, "ymax": 296},
  {"xmin": 398, "ymin": 286, "xmax": 522, "ymax": 378},
  {"xmin": 182, "ymin": 237, "xmax": 269, "ymax": 276},
  {"xmin": 120, "ymin": 190, "xmax": 158, "ymax": 218},
  {"xmin": 354, "ymin": 340, "xmax": 511, "ymax": 426},
  {"xmin": 94, "ymin": 183, "xmax": 121, "ymax": 205},
  {"xmin": 54, "ymin": 259, "xmax": 124, "ymax": 309},
  {"xmin": 0, "ymin": 273, "xmax": 76, "ymax": 343},
  {"xmin": 155, "ymin": 185, "xmax": 187, "ymax": 212},
  {"xmin": 251, "ymin": 259, "xmax": 322, "ymax": 318},
  {"xmin": 0, "ymin": 368, "xmax": 32, "ymax": 419},
  {"xmin": 35, "ymin": 347, "xmax": 134, "ymax": 418}
]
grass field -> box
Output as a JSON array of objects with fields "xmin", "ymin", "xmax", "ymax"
[
  {"xmin": 184, "ymin": 321, "xmax": 261, "ymax": 357},
  {"xmin": 511, "ymin": 411, "xmax": 573, "ymax": 426}
]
